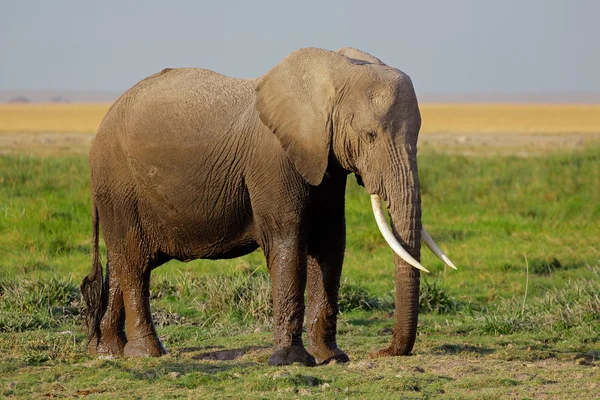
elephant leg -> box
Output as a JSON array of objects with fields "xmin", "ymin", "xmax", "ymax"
[
  {"xmin": 265, "ymin": 237, "xmax": 315, "ymax": 367},
  {"xmin": 305, "ymin": 183, "xmax": 349, "ymax": 364},
  {"xmin": 305, "ymin": 254, "xmax": 349, "ymax": 364},
  {"xmin": 89, "ymin": 253, "xmax": 127, "ymax": 356},
  {"xmin": 108, "ymin": 237, "xmax": 166, "ymax": 357}
]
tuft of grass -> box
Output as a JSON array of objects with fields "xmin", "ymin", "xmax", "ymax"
[
  {"xmin": 419, "ymin": 280, "xmax": 459, "ymax": 314},
  {"xmin": 528, "ymin": 257, "xmax": 565, "ymax": 275},
  {"xmin": 151, "ymin": 270, "xmax": 273, "ymax": 329},
  {"xmin": 338, "ymin": 279, "xmax": 392, "ymax": 312},
  {"xmin": 0, "ymin": 278, "xmax": 80, "ymax": 332}
]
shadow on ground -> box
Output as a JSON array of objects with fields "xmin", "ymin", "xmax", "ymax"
[
  {"xmin": 430, "ymin": 344, "xmax": 496, "ymax": 355},
  {"xmin": 192, "ymin": 346, "xmax": 269, "ymax": 361}
]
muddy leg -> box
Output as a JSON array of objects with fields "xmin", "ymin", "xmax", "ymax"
[
  {"xmin": 89, "ymin": 253, "xmax": 127, "ymax": 356},
  {"xmin": 305, "ymin": 184, "xmax": 349, "ymax": 364},
  {"xmin": 266, "ymin": 237, "xmax": 315, "ymax": 367},
  {"xmin": 109, "ymin": 245, "xmax": 166, "ymax": 357},
  {"xmin": 306, "ymin": 254, "xmax": 349, "ymax": 364}
]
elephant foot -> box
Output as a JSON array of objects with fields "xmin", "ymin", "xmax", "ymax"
[
  {"xmin": 308, "ymin": 346, "xmax": 350, "ymax": 365},
  {"xmin": 88, "ymin": 333, "xmax": 126, "ymax": 357},
  {"xmin": 268, "ymin": 346, "xmax": 316, "ymax": 367},
  {"xmin": 123, "ymin": 334, "xmax": 167, "ymax": 357}
]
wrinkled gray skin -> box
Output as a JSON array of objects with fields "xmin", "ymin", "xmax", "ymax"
[{"xmin": 81, "ymin": 47, "xmax": 422, "ymax": 366}]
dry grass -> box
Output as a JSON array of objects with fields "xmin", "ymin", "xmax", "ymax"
[
  {"xmin": 1, "ymin": 103, "xmax": 600, "ymax": 135},
  {"xmin": 0, "ymin": 104, "xmax": 109, "ymax": 134},
  {"xmin": 419, "ymin": 104, "xmax": 600, "ymax": 135}
]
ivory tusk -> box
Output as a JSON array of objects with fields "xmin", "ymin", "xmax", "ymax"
[
  {"xmin": 421, "ymin": 227, "xmax": 458, "ymax": 270},
  {"xmin": 370, "ymin": 195, "xmax": 430, "ymax": 273}
]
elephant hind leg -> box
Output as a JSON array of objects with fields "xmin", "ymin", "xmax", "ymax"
[
  {"xmin": 89, "ymin": 252, "xmax": 127, "ymax": 356},
  {"xmin": 121, "ymin": 272, "xmax": 166, "ymax": 357},
  {"xmin": 106, "ymin": 231, "xmax": 166, "ymax": 358}
]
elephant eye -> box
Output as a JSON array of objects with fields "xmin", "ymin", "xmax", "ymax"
[{"xmin": 366, "ymin": 131, "xmax": 377, "ymax": 142}]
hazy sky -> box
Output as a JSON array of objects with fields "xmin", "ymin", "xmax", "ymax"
[{"xmin": 1, "ymin": 0, "xmax": 599, "ymax": 94}]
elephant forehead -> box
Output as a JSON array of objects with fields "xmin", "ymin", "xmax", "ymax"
[
  {"xmin": 363, "ymin": 73, "xmax": 412, "ymax": 108},
  {"xmin": 369, "ymin": 90, "xmax": 390, "ymax": 107},
  {"xmin": 345, "ymin": 89, "xmax": 400, "ymax": 128}
]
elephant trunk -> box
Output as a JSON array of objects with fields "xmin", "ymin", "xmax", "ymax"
[{"xmin": 373, "ymin": 152, "xmax": 422, "ymax": 356}]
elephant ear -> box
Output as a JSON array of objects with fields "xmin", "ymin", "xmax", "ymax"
[
  {"xmin": 336, "ymin": 47, "xmax": 385, "ymax": 65},
  {"xmin": 255, "ymin": 48, "xmax": 341, "ymax": 186}
]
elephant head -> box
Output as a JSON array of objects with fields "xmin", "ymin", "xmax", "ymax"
[{"xmin": 255, "ymin": 47, "xmax": 456, "ymax": 356}]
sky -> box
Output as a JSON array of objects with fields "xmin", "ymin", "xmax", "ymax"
[{"xmin": 1, "ymin": 0, "xmax": 599, "ymax": 94}]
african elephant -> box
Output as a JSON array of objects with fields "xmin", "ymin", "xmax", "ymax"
[{"xmin": 80, "ymin": 47, "xmax": 456, "ymax": 366}]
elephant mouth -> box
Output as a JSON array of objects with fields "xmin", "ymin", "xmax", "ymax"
[
  {"xmin": 370, "ymin": 194, "xmax": 457, "ymax": 273},
  {"xmin": 355, "ymin": 174, "xmax": 365, "ymax": 187}
]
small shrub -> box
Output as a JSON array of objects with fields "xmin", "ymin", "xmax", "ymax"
[
  {"xmin": 419, "ymin": 280, "xmax": 459, "ymax": 314},
  {"xmin": 478, "ymin": 312, "xmax": 528, "ymax": 335},
  {"xmin": 338, "ymin": 279, "xmax": 391, "ymax": 312},
  {"xmin": 529, "ymin": 257, "xmax": 563, "ymax": 275}
]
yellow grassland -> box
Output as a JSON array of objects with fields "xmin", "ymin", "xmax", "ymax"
[
  {"xmin": 0, "ymin": 104, "xmax": 110, "ymax": 134},
  {"xmin": 1, "ymin": 103, "xmax": 599, "ymax": 135},
  {"xmin": 419, "ymin": 104, "xmax": 600, "ymax": 135}
]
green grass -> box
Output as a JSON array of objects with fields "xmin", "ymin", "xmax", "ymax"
[{"xmin": 1, "ymin": 147, "xmax": 599, "ymax": 398}]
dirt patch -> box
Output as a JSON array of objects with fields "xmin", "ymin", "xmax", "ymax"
[{"xmin": 192, "ymin": 346, "xmax": 268, "ymax": 361}]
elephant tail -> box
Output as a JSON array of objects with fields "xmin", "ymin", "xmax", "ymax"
[{"xmin": 80, "ymin": 199, "xmax": 104, "ymax": 342}]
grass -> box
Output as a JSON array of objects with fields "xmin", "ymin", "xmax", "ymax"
[
  {"xmin": 1, "ymin": 146, "xmax": 599, "ymax": 397},
  {"xmin": 1, "ymin": 268, "xmax": 599, "ymax": 398},
  {"xmin": 2, "ymin": 103, "xmax": 600, "ymax": 135}
]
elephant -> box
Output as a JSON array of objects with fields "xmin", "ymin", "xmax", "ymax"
[{"xmin": 80, "ymin": 47, "xmax": 456, "ymax": 366}]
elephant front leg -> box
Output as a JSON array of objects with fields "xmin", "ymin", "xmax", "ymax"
[
  {"xmin": 305, "ymin": 228, "xmax": 350, "ymax": 364},
  {"xmin": 266, "ymin": 238, "xmax": 315, "ymax": 367}
]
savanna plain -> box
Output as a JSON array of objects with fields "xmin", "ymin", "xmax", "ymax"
[{"xmin": 1, "ymin": 104, "xmax": 599, "ymax": 399}]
